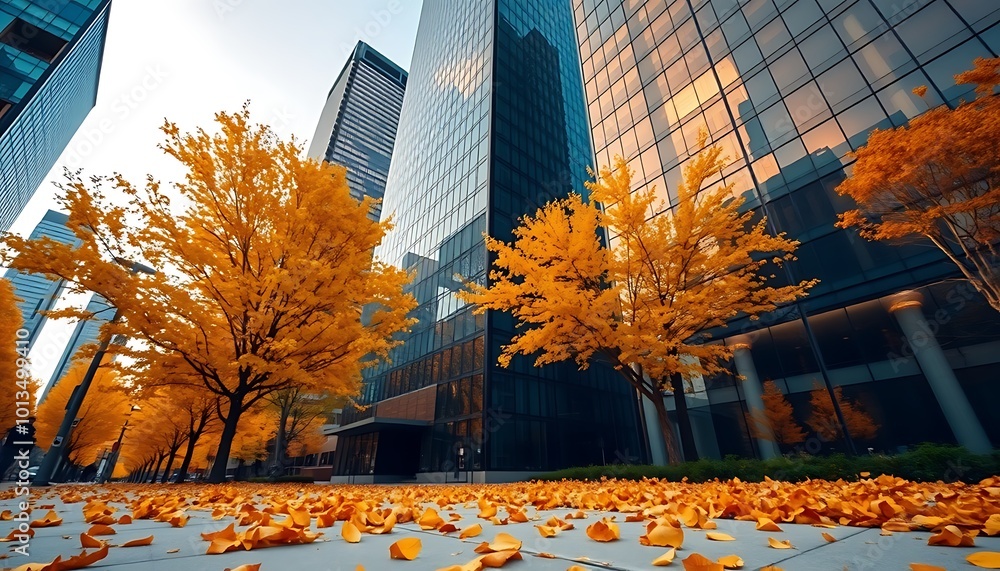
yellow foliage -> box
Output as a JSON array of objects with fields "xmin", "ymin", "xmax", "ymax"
[
  {"xmin": 837, "ymin": 57, "xmax": 1000, "ymax": 312},
  {"xmin": 461, "ymin": 141, "xmax": 815, "ymax": 462},
  {"xmin": 2, "ymin": 105, "xmax": 416, "ymax": 480},
  {"xmin": 0, "ymin": 278, "xmax": 38, "ymax": 433},
  {"xmin": 807, "ymin": 383, "xmax": 880, "ymax": 442},
  {"xmin": 746, "ymin": 380, "xmax": 807, "ymax": 446}
]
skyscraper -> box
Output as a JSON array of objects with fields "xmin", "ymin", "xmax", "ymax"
[
  {"xmin": 3, "ymin": 210, "xmax": 79, "ymax": 350},
  {"xmin": 38, "ymin": 293, "xmax": 112, "ymax": 404},
  {"xmin": 0, "ymin": 0, "xmax": 113, "ymax": 233},
  {"xmin": 572, "ymin": 0, "xmax": 999, "ymax": 459},
  {"xmin": 307, "ymin": 41, "xmax": 407, "ymax": 222},
  {"xmin": 330, "ymin": 0, "xmax": 644, "ymax": 482}
]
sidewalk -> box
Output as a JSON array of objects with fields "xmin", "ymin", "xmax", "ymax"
[{"xmin": 2, "ymin": 484, "xmax": 998, "ymax": 570}]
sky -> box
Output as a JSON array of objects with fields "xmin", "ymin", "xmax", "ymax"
[{"xmin": 14, "ymin": 0, "xmax": 423, "ymax": 387}]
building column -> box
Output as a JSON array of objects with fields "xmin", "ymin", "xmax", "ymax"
[
  {"xmin": 889, "ymin": 291, "xmax": 992, "ymax": 454},
  {"xmin": 731, "ymin": 340, "xmax": 780, "ymax": 460}
]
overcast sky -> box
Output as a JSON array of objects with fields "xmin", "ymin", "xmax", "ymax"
[{"xmin": 18, "ymin": 0, "xmax": 422, "ymax": 386}]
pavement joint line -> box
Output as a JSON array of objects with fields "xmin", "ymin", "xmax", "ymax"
[{"xmin": 754, "ymin": 525, "xmax": 870, "ymax": 570}]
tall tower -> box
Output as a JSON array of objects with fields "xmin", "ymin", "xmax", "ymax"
[
  {"xmin": 38, "ymin": 293, "xmax": 112, "ymax": 404},
  {"xmin": 307, "ymin": 41, "xmax": 407, "ymax": 222},
  {"xmin": 0, "ymin": 0, "xmax": 113, "ymax": 232},
  {"xmin": 331, "ymin": 0, "xmax": 644, "ymax": 482},
  {"xmin": 571, "ymin": 0, "xmax": 1000, "ymax": 459}
]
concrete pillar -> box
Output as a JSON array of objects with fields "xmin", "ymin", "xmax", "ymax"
[
  {"xmin": 731, "ymin": 340, "xmax": 781, "ymax": 459},
  {"xmin": 640, "ymin": 392, "xmax": 669, "ymax": 466},
  {"xmin": 889, "ymin": 291, "xmax": 992, "ymax": 454}
]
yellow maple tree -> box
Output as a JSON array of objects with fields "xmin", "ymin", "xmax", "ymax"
[
  {"xmin": 461, "ymin": 141, "xmax": 815, "ymax": 463},
  {"xmin": 264, "ymin": 386, "xmax": 335, "ymax": 470},
  {"xmin": 34, "ymin": 361, "xmax": 131, "ymax": 472},
  {"xmin": 2, "ymin": 106, "xmax": 416, "ymax": 482},
  {"xmin": 746, "ymin": 380, "xmax": 807, "ymax": 447},
  {"xmin": 837, "ymin": 57, "xmax": 1000, "ymax": 312},
  {"xmin": 807, "ymin": 383, "xmax": 879, "ymax": 442}
]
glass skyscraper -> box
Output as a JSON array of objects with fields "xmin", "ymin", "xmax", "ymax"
[
  {"xmin": 573, "ymin": 0, "xmax": 999, "ymax": 459},
  {"xmin": 307, "ymin": 41, "xmax": 407, "ymax": 222},
  {"xmin": 331, "ymin": 0, "xmax": 644, "ymax": 482},
  {"xmin": 3, "ymin": 210, "xmax": 79, "ymax": 350},
  {"xmin": 0, "ymin": 0, "xmax": 112, "ymax": 233}
]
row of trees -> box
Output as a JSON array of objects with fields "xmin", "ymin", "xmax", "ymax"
[
  {"xmin": 746, "ymin": 380, "xmax": 879, "ymax": 449},
  {"xmin": 2, "ymin": 105, "xmax": 416, "ymax": 482}
]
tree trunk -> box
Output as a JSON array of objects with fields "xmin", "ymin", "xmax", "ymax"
[
  {"xmin": 160, "ymin": 447, "xmax": 178, "ymax": 483},
  {"xmin": 272, "ymin": 407, "xmax": 288, "ymax": 475},
  {"xmin": 207, "ymin": 399, "xmax": 243, "ymax": 484},
  {"xmin": 149, "ymin": 454, "xmax": 166, "ymax": 484},
  {"xmin": 174, "ymin": 431, "xmax": 201, "ymax": 484},
  {"xmin": 670, "ymin": 374, "xmax": 699, "ymax": 462},
  {"xmin": 648, "ymin": 389, "xmax": 682, "ymax": 465}
]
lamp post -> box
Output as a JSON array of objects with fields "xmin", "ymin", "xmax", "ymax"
[
  {"xmin": 33, "ymin": 259, "xmax": 156, "ymax": 486},
  {"xmin": 97, "ymin": 404, "xmax": 140, "ymax": 483}
]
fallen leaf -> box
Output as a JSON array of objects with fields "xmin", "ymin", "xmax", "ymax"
[
  {"xmin": 473, "ymin": 532, "xmax": 521, "ymax": 553},
  {"xmin": 640, "ymin": 521, "xmax": 684, "ymax": 548},
  {"xmin": 706, "ymin": 532, "xmax": 735, "ymax": 541},
  {"xmin": 967, "ymin": 552, "xmax": 1000, "ymax": 568},
  {"xmin": 166, "ymin": 548, "xmax": 180, "ymax": 554},
  {"xmin": 389, "ymin": 537, "xmax": 422, "ymax": 560},
  {"xmin": 29, "ymin": 510, "xmax": 63, "ymax": 528},
  {"xmin": 928, "ymin": 525, "xmax": 975, "ymax": 547},
  {"xmin": 341, "ymin": 521, "xmax": 361, "ymax": 544},
  {"xmin": 767, "ymin": 537, "xmax": 793, "ymax": 549},
  {"xmin": 224, "ymin": 565, "xmax": 262, "ymax": 571},
  {"xmin": 478, "ymin": 549, "xmax": 523, "ymax": 567},
  {"xmin": 80, "ymin": 533, "xmax": 103, "ymax": 548},
  {"xmin": 652, "ymin": 548, "xmax": 676, "ymax": 566},
  {"xmin": 718, "ymin": 554, "xmax": 744, "ymax": 569},
  {"xmin": 682, "ymin": 552, "xmax": 723, "ymax": 570},
  {"xmin": 821, "ymin": 532, "xmax": 836, "ymax": 543},
  {"xmin": 460, "ymin": 524, "xmax": 483, "ymax": 539},
  {"xmin": 121, "ymin": 535, "xmax": 154, "ymax": 547},
  {"xmin": 909, "ymin": 564, "xmax": 946, "ymax": 571},
  {"xmin": 535, "ymin": 525, "xmax": 557, "ymax": 538},
  {"xmin": 756, "ymin": 517, "xmax": 782, "ymax": 532},
  {"xmin": 586, "ymin": 518, "xmax": 620, "ymax": 542},
  {"xmin": 985, "ymin": 515, "xmax": 1000, "ymax": 536},
  {"xmin": 117, "ymin": 515, "xmax": 132, "ymax": 525},
  {"xmin": 87, "ymin": 525, "xmax": 115, "ymax": 536}
]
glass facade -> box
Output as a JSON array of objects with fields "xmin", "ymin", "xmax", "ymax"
[
  {"xmin": 3, "ymin": 210, "xmax": 80, "ymax": 350},
  {"xmin": 38, "ymin": 292, "xmax": 112, "ymax": 404},
  {"xmin": 307, "ymin": 41, "xmax": 407, "ymax": 222},
  {"xmin": 0, "ymin": 0, "xmax": 112, "ymax": 232},
  {"xmin": 333, "ymin": 0, "xmax": 644, "ymax": 478},
  {"xmin": 573, "ymin": 0, "xmax": 1000, "ymax": 457}
]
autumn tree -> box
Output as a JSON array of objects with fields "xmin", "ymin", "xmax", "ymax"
[
  {"xmin": 265, "ymin": 387, "xmax": 334, "ymax": 472},
  {"xmin": 2, "ymin": 106, "xmax": 416, "ymax": 482},
  {"xmin": 807, "ymin": 383, "xmax": 879, "ymax": 442},
  {"xmin": 461, "ymin": 142, "xmax": 815, "ymax": 464},
  {"xmin": 35, "ymin": 362, "xmax": 131, "ymax": 475},
  {"xmin": 0, "ymin": 277, "xmax": 39, "ymax": 433},
  {"xmin": 746, "ymin": 380, "xmax": 807, "ymax": 448},
  {"xmin": 837, "ymin": 57, "xmax": 1000, "ymax": 311}
]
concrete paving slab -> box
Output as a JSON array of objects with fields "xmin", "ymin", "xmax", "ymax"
[{"xmin": 2, "ymin": 487, "xmax": 998, "ymax": 571}]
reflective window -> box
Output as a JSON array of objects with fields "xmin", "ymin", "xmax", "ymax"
[{"xmin": 896, "ymin": 1, "xmax": 968, "ymax": 63}]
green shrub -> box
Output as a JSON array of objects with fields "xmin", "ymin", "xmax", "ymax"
[{"xmin": 533, "ymin": 443, "xmax": 1000, "ymax": 483}]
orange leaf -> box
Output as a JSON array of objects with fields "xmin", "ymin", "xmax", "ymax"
[
  {"xmin": 473, "ymin": 532, "xmax": 522, "ymax": 553},
  {"xmin": 641, "ymin": 522, "xmax": 684, "ymax": 548},
  {"xmin": 87, "ymin": 524, "xmax": 115, "ymax": 536},
  {"xmin": 928, "ymin": 525, "xmax": 975, "ymax": 547},
  {"xmin": 652, "ymin": 548, "xmax": 676, "ymax": 566},
  {"xmin": 909, "ymin": 564, "xmax": 946, "ymax": 571},
  {"xmin": 534, "ymin": 525, "xmax": 556, "ymax": 538},
  {"xmin": 341, "ymin": 521, "xmax": 361, "ymax": 543},
  {"xmin": 224, "ymin": 566, "xmax": 262, "ymax": 571},
  {"xmin": 706, "ymin": 532, "xmax": 735, "ymax": 541},
  {"xmin": 117, "ymin": 515, "xmax": 132, "ymax": 525},
  {"xmin": 121, "ymin": 535, "xmax": 154, "ymax": 547},
  {"xmin": 460, "ymin": 523, "xmax": 483, "ymax": 539},
  {"xmin": 682, "ymin": 552, "xmax": 723, "ymax": 571},
  {"xmin": 80, "ymin": 533, "xmax": 103, "ymax": 548},
  {"xmin": 439, "ymin": 523, "xmax": 459, "ymax": 534},
  {"xmin": 821, "ymin": 532, "xmax": 836, "ymax": 543},
  {"xmin": 585, "ymin": 518, "xmax": 620, "ymax": 542},
  {"xmin": 30, "ymin": 510, "xmax": 63, "ymax": 528},
  {"xmin": 756, "ymin": 517, "xmax": 782, "ymax": 532},
  {"xmin": 767, "ymin": 537, "xmax": 793, "ymax": 549},
  {"xmin": 967, "ymin": 552, "xmax": 1000, "ymax": 568},
  {"xmin": 389, "ymin": 537, "xmax": 422, "ymax": 560},
  {"xmin": 718, "ymin": 555, "xmax": 744, "ymax": 569},
  {"xmin": 984, "ymin": 515, "xmax": 1000, "ymax": 537},
  {"xmin": 478, "ymin": 549, "xmax": 523, "ymax": 568}
]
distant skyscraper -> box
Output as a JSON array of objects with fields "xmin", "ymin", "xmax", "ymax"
[
  {"xmin": 38, "ymin": 293, "xmax": 112, "ymax": 404},
  {"xmin": 0, "ymin": 0, "xmax": 112, "ymax": 232},
  {"xmin": 3, "ymin": 210, "xmax": 79, "ymax": 349},
  {"xmin": 331, "ymin": 0, "xmax": 644, "ymax": 482},
  {"xmin": 307, "ymin": 41, "xmax": 407, "ymax": 222}
]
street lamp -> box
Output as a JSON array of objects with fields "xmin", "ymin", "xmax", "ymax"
[
  {"xmin": 33, "ymin": 259, "xmax": 156, "ymax": 486},
  {"xmin": 97, "ymin": 404, "xmax": 140, "ymax": 483}
]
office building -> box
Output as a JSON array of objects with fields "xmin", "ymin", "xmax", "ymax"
[
  {"xmin": 308, "ymin": 41, "xmax": 407, "ymax": 222},
  {"xmin": 572, "ymin": 0, "xmax": 999, "ymax": 459},
  {"xmin": 0, "ymin": 0, "xmax": 113, "ymax": 232},
  {"xmin": 331, "ymin": 0, "xmax": 645, "ymax": 482}
]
